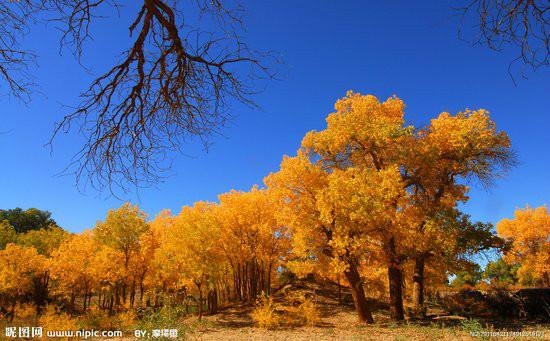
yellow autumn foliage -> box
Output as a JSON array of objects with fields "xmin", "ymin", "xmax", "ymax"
[{"xmin": 497, "ymin": 205, "xmax": 550, "ymax": 286}]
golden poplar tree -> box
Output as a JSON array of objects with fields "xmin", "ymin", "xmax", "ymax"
[
  {"xmin": 216, "ymin": 187, "xmax": 288, "ymax": 301},
  {"xmin": 497, "ymin": 206, "xmax": 550, "ymax": 287},
  {"xmin": 288, "ymin": 91, "xmax": 512, "ymax": 320},
  {"xmin": 265, "ymin": 152, "xmax": 387, "ymax": 323},
  {"xmin": 154, "ymin": 202, "xmax": 227, "ymax": 318},
  {"xmin": 50, "ymin": 232, "xmax": 98, "ymax": 311},
  {"xmin": 93, "ymin": 203, "xmax": 149, "ymax": 309},
  {"xmin": 0, "ymin": 244, "xmax": 46, "ymax": 317}
]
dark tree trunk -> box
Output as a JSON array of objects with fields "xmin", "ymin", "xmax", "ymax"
[
  {"xmin": 122, "ymin": 284, "xmax": 127, "ymax": 304},
  {"xmin": 32, "ymin": 274, "xmax": 49, "ymax": 313},
  {"xmin": 207, "ymin": 289, "xmax": 218, "ymax": 314},
  {"xmin": 196, "ymin": 282, "xmax": 203, "ymax": 320},
  {"xmin": 9, "ymin": 300, "xmax": 16, "ymax": 322},
  {"xmin": 412, "ymin": 256, "xmax": 426, "ymax": 317},
  {"xmin": 386, "ymin": 237, "xmax": 405, "ymax": 321},
  {"xmin": 267, "ymin": 262, "xmax": 272, "ymax": 295},
  {"xmin": 109, "ymin": 293, "xmax": 114, "ymax": 313},
  {"xmin": 542, "ymin": 272, "xmax": 549, "ymax": 287},
  {"xmin": 388, "ymin": 265, "xmax": 404, "ymax": 321},
  {"xmin": 337, "ymin": 275, "xmax": 342, "ymax": 305},
  {"xmin": 226, "ymin": 282, "xmax": 231, "ymax": 302},
  {"xmin": 344, "ymin": 260, "xmax": 374, "ymax": 324},
  {"xmin": 139, "ymin": 282, "xmax": 145, "ymax": 306},
  {"xmin": 115, "ymin": 285, "xmax": 121, "ymax": 307},
  {"xmin": 70, "ymin": 293, "xmax": 76, "ymax": 312}
]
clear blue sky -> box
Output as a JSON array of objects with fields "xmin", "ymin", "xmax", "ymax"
[{"xmin": 0, "ymin": 0, "xmax": 548, "ymax": 233}]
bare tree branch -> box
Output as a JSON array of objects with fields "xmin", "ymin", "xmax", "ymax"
[
  {"xmin": 0, "ymin": 0, "xmax": 43, "ymax": 101},
  {"xmin": 458, "ymin": 0, "xmax": 550, "ymax": 74},
  {"xmin": 1, "ymin": 0, "xmax": 274, "ymax": 196}
]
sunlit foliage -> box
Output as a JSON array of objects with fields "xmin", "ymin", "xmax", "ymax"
[
  {"xmin": 497, "ymin": 206, "xmax": 550, "ymax": 287},
  {"xmin": 0, "ymin": 91, "xmax": 532, "ymax": 327}
]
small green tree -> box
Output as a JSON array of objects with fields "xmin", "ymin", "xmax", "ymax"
[
  {"xmin": 0, "ymin": 208, "xmax": 58, "ymax": 233},
  {"xmin": 451, "ymin": 262, "xmax": 483, "ymax": 289},
  {"xmin": 0, "ymin": 220, "xmax": 17, "ymax": 249},
  {"xmin": 484, "ymin": 258, "xmax": 518, "ymax": 287}
]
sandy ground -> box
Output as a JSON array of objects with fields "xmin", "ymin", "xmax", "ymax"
[{"xmin": 182, "ymin": 280, "xmax": 550, "ymax": 340}]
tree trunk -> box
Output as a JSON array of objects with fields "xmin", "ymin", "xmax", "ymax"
[
  {"xmin": 9, "ymin": 300, "xmax": 16, "ymax": 322},
  {"xmin": 115, "ymin": 285, "xmax": 121, "ymax": 307},
  {"xmin": 122, "ymin": 284, "xmax": 127, "ymax": 304},
  {"xmin": 207, "ymin": 289, "xmax": 218, "ymax": 314},
  {"xmin": 226, "ymin": 283, "xmax": 231, "ymax": 302},
  {"xmin": 542, "ymin": 272, "xmax": 549, "ymax": 287},
  {"xmin": 412, "ymin": 256, "xmax": 426, "ymax": 317},
  {"xmin": 267, "ymin": 262, "xmax": 272, "ymax": 295},
  {"xmin": 343, "ymin": 260, "xmax": 374, "ymax": 323},
  {"xmin": 386, "ymin": 237, "xmax": 405, "ymax": 321},
  {"xmin": 337, "ymin": 275, "xmax": 342, "ymax": 306},
  {"xmin": 196, "ymin": 283, "xmax": 203, "ymax": 320},
  {"xmin": 70, "ymin": 293, "xmax": 76, "ymax": 312},
  {"xmin": 388, "ymin": 265, "xmax": 405, "ymax": 321},
  {"xmin": 130, "ymin": 280, "xmax": 136, "ymax": 308},
  {"xmin": 109, "ymin": 293, "xmax": 114, "ymax": 313},
  {"xmin": 32, "ymin": 275, "xmax": 49, "ymax": 313},
  {"xmin": 139, "ymin": 282, "xmax": 145, "ymax": 306}
]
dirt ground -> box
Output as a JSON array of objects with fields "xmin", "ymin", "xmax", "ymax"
[
  {"xmin": 184, "ymin": 279, "xmax": 550, "ymax": 340},
  {"xmin": 188, "ymin": 306, "xmax": 464, "ymax": 340},
  {"xmin": 187, "ymin": 304, "xmax": 548, "ymax": 340}
]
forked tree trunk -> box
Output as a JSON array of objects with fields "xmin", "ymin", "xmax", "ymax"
[
  {"xmin": 344, "ymin": 261, "xmax": 374, "ymax": 323},
  {"xmin": 386, "ymin": 237, "xmax": 404, "ymax": 321},
  {"xmin": 412, "ymin": 256, "xmax": 426, "ymax": 317}
]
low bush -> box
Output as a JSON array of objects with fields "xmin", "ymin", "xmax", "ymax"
[
  {"xmin": 250, "ymin": 295, "xmax": 279, "ymax": 329},
  {"xmin": 290, "ymin": 295, "xmax": 320, "ymax": 327}
]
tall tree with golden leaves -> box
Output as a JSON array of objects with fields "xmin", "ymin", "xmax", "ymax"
[
  {"xmin": 0, "ymin": 244, "xmax": 46, "ymax": 319},
  {"xmin": 50, "ymin": 232, "xmax": 98, "ymax": 311},
  {"xmin": 299, "ymin": 91, "xmax": 513, "ymax": 320},
  {"xmin": 93, "ymin": 203, "xmax": 149, "ymax": 308},
  {"xmin": 299, "ymin": 92, "xmax": 411, "ymax": 321},
  {"xmin": 265, "ymin": 152, "xmax": 397, "ymax": 323}
]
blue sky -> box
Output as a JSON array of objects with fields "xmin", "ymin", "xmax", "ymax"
[{"xmin": 0, "ymin": 0, "xmax": 548, "ymax": 233}]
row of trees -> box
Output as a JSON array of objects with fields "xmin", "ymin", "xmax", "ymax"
[
  {"xmin": 1, "ymin": 192, "xmax": 288, "ymax": 320},
  {"xmin": 1, "ymin": 92, "xmax": 547, "ymax": 324}
]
